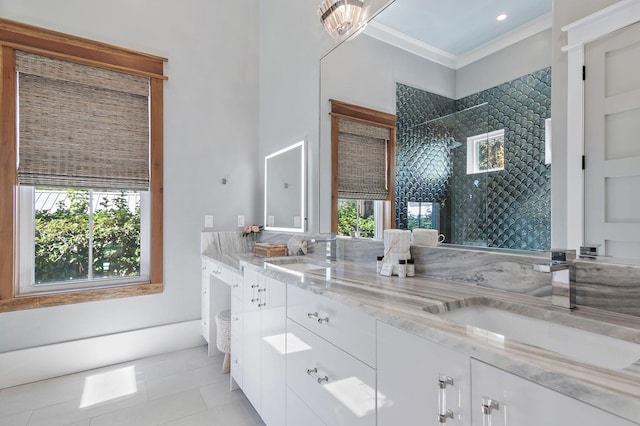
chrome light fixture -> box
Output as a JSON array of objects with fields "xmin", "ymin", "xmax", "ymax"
[{"xmin": 318, "ymin": 0, "xmax": 365, "ymax": 39}]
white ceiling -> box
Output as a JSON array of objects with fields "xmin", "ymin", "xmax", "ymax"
[{"xmin": 365, "ymin": 0, "xmax": 552, "ymax": 69}]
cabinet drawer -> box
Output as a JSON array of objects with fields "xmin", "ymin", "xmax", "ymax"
[
  {"xmin": 287, "ymin": 285, "xmax": 376, "ymax": 367},
  {"xmin": 209, "ymin": 262, "xmax": 233, "ymax": 286},
  {"xmin": 287, "ymin": 387, "xmax": 326, "ymax": 426},
  {"xmin": 287, "ymin": 319, "xmax": 376, "ymax": 426}
]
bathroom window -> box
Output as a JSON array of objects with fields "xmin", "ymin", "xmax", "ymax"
[
  {"xmin": 0, "ymin": 21, "xmax": 166, "ymax": 311},
  {"xmin": 17, "ymin": 187, "xmax": 150, "ymax": 294},
  {"xmin": 466, "ymin": 129, "xmax": 505, "ymax": 174},
  {"xmin": 337, "ymin": 199, "xmax": 384, "ymax": 238},
  {"xmin": 330, "ymin": 100, "xmax": 396, "ymax": 235}
]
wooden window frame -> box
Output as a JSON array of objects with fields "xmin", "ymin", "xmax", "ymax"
[
  {"xmin": 330, "ymin": 99, "xmax": 396, "ymax": 234},
  {"xmin": 0, "ymin": 19, "xmax": 167, "ymax": 312}
]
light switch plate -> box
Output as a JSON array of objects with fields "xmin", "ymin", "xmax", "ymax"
[
  {"xmin": 204, "ymin": 215, "xmax": 214, "ymax": 228},
  {"xmin": 237, "ymin": 215, "xmax": 245, "ymax": 227}
]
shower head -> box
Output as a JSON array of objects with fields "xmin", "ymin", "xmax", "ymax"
[{"xmin": 448, "ymin": 139, "xmax": 462, "ymax": 150}]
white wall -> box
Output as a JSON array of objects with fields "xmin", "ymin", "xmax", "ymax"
[
  {"xmin": 550, "ymin": 0, "xmax": 619, "ymax": 248},
  {"xmin": 0, "ymin": 0, "xmax": 258, "ymax": 353},
  {"xmin": 456, "ymin": 29, "xmax": 552, "ymax": 99}
]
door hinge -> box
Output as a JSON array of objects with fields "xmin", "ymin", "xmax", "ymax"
[
  {"xmin": 582, "ymin": 65, "xmax": 586, "ymax": 81},
  {"xmin": 582, "ymin": 155, "xmax": 586, "ymax": 170}
]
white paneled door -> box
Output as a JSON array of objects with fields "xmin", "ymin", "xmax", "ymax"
[{"xmin": 585, "ymin": 20, "xmax": 640, "ymax": 259}]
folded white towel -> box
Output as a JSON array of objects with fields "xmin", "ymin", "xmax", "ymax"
[{"xmin": 384, "ymin": 229, "xmax": 411, "ymax": 253}]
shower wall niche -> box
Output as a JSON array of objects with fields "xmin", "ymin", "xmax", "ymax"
[{"xmin": 395, "ymin": 68, "xmax": 551, "ymax": 250}]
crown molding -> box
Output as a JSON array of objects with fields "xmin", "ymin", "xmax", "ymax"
[
  {"xmin": 363, "ymin": 21, "xmax": 457, "ymax": 69},
  {"xmin": 457, "ymin": 13, "xmax": 552, "ymax": 68},
  {"xmin": 363, "ymin": 12, "xmax": 552, "ymax": 70}
]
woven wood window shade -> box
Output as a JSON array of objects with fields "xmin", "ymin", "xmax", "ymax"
[
  {"xmin": 337, "ymin": 118, "xmax": 390, "ymax": 200},
  {"xmin": 16, "ymin": 50, "xmax": 150, "ymax": 191}
]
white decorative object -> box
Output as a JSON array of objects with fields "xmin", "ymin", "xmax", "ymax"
[
  {"xmin": 412, "ymin": 229, "xmax": 446, "ymax": 246},
  {"xmin": 383, "ymin": 229, "xmax": 411, "ymax": 274},
  {"xmin": 287, "ymin": 236, "xmax": 308, "ymax": 256}
]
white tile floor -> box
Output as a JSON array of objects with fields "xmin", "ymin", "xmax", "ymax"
[{"xmin": 0, "ymin": 346, "xmax": 265, "ymax": 426}]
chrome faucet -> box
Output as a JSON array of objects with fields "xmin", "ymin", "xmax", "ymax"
[
  {"xmin": 533, "ymin": 250, "xmax": 575, "ymax": 310},
  {"xmin": 310, "ymin": 236, "xmax": 337, "ymax": 261}
]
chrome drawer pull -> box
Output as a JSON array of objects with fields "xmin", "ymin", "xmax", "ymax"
[
  {"xmin": 306, "ymin": 368, "xmax": 329, "ymax": 385},
  {"xmin": 258, "ymin": 302, "xmax": 266, "ymax": 307},
  {"xmin": 317, "ymin": 316, "xmax": 329, "ymax": 324},
  {"xmin": 482, "ymin": 397, "xmax": 500, "ymax": 425},
  {"xmin": 438, "ymin": 376, "xmax": 455, "ymax": 423},
  {"xmin": 251, "ymin": 298, "xmax": 259, "ymax": 303},
  {"xmin": 307, "ymin": 312, "xmax": 319, "ymax": 319},
  {"xmin": 251, "ymin": 284, "xmax": 259, "ymax": 288},
  {"xmin": 257, "ymin": 288, "xmax": 266, "ymax": 293}
]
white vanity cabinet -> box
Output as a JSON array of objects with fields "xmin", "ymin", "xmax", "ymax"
[
  {"xmin": 376, "ymin": 321, "xmax": 637, "ymax": 426},
  {"xmin": 471, "ymin": 360, "xmax": 637, "ymax": 426},
  {"xmin": 200, "ymin": 258, "xmax": 235, "ymax": 356},
  {"xmin": 241, "ymin": 267, "xmax": 286, "ymax": 426},
  {"xmin": 377, "ymin": 321, "xmax": 471, "ymax": 426}
]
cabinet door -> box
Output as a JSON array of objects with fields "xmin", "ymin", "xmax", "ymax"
[
  {"xmin": 377, "ymin": 321, "xmax": 471, "ymax": 426},
  {"xmin": 471, "ymin": 359, "xmax": 637, "ymax": 426},
  {"xmin": 230, "ymin": 294, "xmax": 243, "ymax": 388},
  {"xmin": 260, "ymin": 277, "xmax": 287, "ymax": 426},
  {"xmin": 201, "ymin": 261, "xmax": 211, "ymax": 343},
  {"xmin": 242, "ymin": 268, "xmax": 262, "ymax": 413}
]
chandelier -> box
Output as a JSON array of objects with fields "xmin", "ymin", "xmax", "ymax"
[{"xmin": 318, "ymin": 0, "xmax": 365, "ymax": 39}]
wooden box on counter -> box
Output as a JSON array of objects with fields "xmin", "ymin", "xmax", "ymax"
[{"xmin": 254, "ymin": 243, "xmax": 288, "ymax": 258}]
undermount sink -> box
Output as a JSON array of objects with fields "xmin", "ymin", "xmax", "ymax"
[
  {"xmin": 264, "ymin": 259, "xmax": 332, "ymax": 277},
  {"xmin": 271, "ymin": 262, "xmax": 327, "ymax": 272},
  {"xmin": 439, "ymin": 303, "xmax": 640, "ymax": 370}
]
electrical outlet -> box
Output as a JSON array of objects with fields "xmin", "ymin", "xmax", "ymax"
[
  {"xmin": 204, "ymin": 215, "xmax": 214, "ymax": 228},
  {"xmin": 237, "ymin": 215, "xmax": 245, "ymax": 227}
]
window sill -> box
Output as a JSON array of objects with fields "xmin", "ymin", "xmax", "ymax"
[{"xmin": 0, "ymin": 282, "xmax": 163, "ymax": 313}]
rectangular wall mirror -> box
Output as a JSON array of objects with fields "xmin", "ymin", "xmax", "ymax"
[
  {"xmin": 264, "ymin": 140, "xmax": 306, "ymax": 232},
  {"xmin": 319, "ymin": 0, "xmax": 553, "ymax": 253}
]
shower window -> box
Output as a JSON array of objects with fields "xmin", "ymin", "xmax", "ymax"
[
  {"xmin": 407, "ymin": 201, "xmax": 439, "ymax": 231},
  {"xmin": 466, "ymin": 129, "xmax": 505, "ymax": 174}
]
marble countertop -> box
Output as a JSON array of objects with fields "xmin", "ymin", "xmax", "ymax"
[{"xmin": 202, "ymin": 252, "xmax": 640, "ymax": 423}]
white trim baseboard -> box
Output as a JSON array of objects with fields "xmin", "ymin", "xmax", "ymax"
[{"xmin": 0, "ymin": 320, "xmax": 206, "ymax": 389}]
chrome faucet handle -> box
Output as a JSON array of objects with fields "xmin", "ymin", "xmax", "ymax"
[
  {"xmin": 550, "ymin": 249, "xmax": 576, "ymax": 262},
  {"xmin": 309, "ymin": 235, "xmax": 337, "ymax": 261}
]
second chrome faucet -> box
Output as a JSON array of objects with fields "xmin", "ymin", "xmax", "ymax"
[{"xmin": 533, "ymin": 250, "xmax": 575, "ymax": 310}]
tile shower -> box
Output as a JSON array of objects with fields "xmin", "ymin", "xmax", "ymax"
[{"xmin": 395, "ymin": 68, "xmax": 551, "ymax": 250}]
